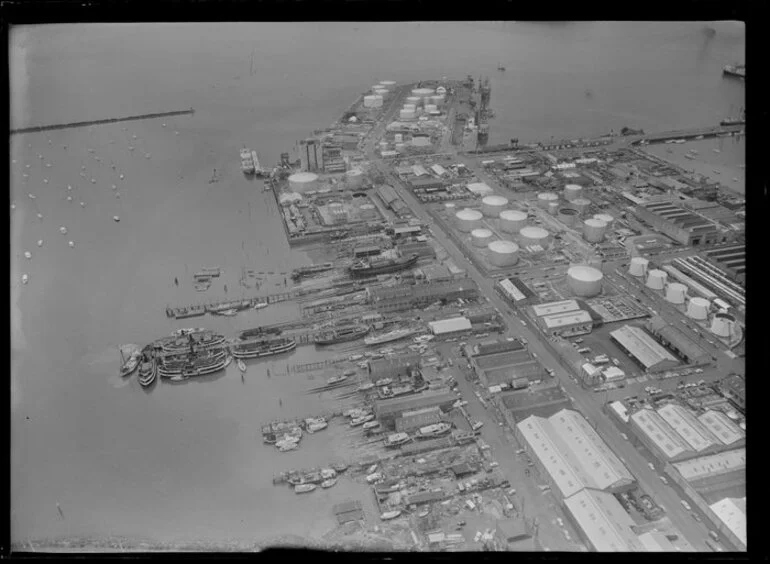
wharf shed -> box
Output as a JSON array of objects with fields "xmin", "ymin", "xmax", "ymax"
[
  {"xmin": 474, "ymin": 338, "xmax": 525, "ymax": 357},
  {"xmin": 464, "ymin": 306, "xmax": 498, "ymax": 323},
  {"xmin": 563, "ymin": 488, "xmax": 647, "ymax": 552},
  {"xmin": 646, "ymin": 316, "xmax": 711, "ymax": 365},
  {"xmin": 410, "ymin": 177, "xmax": 446, "ymax": 191},
  {"xmin": 496, "ymin": 277, "xmax": 537, "ymax": 306},
  {"xmin": 374, "ymin": 390, "xmax": 457, "ymax": 424},
  {"xmin": 697, "ymin": 410, "xmax": 745, "ymax": 447},
  {"xmin": 637, "ymin": 532, "xmax": 677, "ymax": 552},
  {"xmin": 500, "ymin": 386, "xmax": 571, "ymax": 421},
  {"xmin": 368, "ymin": 280, "xmax": 478, "ymax": 314},
  {"xmin": 609, "ymin": 325, "xmax": 679, "ymax": 373},
  {"xmin": 404, "ymin": 489, "xmax": 447, "ymax": 506},
  {"xmin": 395, "ymin": 406, "xmax": 443, "ymax": 432},
  {"xmin": 429, "ymin": 316, "xmax": 472, "ymax": 336},
  {"xmin": 629, "ymin": 408, "xmax": 695, "ymax": 461},
  {"xmin": 670, "ymin": 448, "xmax": 745, "ymax": 486},
  {"xmin": 396, "ymin": 241, "xmax": 437, "ymax": 260},
  {"xmin": 537, "ymin": 310, "xmax": 593, "ymax": 338},
  {"xmin": 368, "ymin": 353, "xmax": 422, "ymax": 379},
  {"xmin": 531, "ymin": 299, "xmax": 581, "ymax": 317},
  {"xmin": 709, "ymin": 497, "xmax": 746, "ymax": 550},
  {"xmin": 656, "ymin": 403, "xmax": 721, "ymax": 454}
]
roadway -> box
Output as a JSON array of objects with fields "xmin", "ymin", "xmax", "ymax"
[{"xmin": 369, "ymin": 156, "xmax": 713, "ymax": 551}]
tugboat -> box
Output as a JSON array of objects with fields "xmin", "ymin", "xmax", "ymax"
[
  {"xmin": 722, "ymin": 64, "xmax": 745, "ymax": 79},
  {"xmin": 294, "ymin": 483, "xmax": 317, "ymax": 494},
  {"xmin": 240, "ymin": 148, "xmax": 255, "ymax": 175}
]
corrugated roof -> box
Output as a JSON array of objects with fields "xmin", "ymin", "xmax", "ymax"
[
  {"xmin": 429, "ymin": 317, "xmax": 472, "ymax": 334},
  {"xmin": 698, "ymin": 410, "xmax": 745, "ymax": 445},
  {"xmin": 672, "ymin": 448, "xmax": 745, "ymax": 481},
  {"xmin": 637, "ymin": 531, "xmax": 677, "ymax": 552},
  {"xmin": 563, "ymin": 489, "xmax": 647, "ymax": 552},
  {"xmin": 374, "ymin": 390, "xmax": 457, "ymax": 417},
  {"xmin": 630, "ymin": 409, "xmax": 693, "ymax": 459},
  {"xmin": 656, "ymin": 404, "xmax": 719, "ymax": 452},
  {"xmin": 647, "ymin": 316, "xmax": 709, "ymax": 362},
  {"xmin": 542, "ymin": 310, "xmax": 593, "ymax": 329},
  {"xmin": 532, "ymin": 300, "xmax": 580, "ymax": 317},
  {"xmin": 610, "ymin": 326, "xmax": 679, "ymax": 371},
  {"xmin": 709, "ymin": 497, "xmax": 746, "ymax": 548}
]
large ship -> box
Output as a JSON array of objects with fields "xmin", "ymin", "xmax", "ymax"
[
  {"xmin": 348, "ymin": 253, "xmax": 419, "ymax": 278},
  {"xmin": 238, "ymin": 326, "xmax": 283, "ymax": 341},
  {"xmin": 230, "ymin": 337, "xmax": 297, "ymax": 359},
  {"xmin": 314, "ymin": 324, "xmax": 370, "ymax": 346},
  {"xmin": 241, "ymin": 148, "xmax": 255, "ymax": 174},
  {"xmin": 723, "ymin": 64, "xmax": 745, "ymax": 79},
  {"xmin": 364, "ymin": 326, "xmax": 420, "ymax": 347}
]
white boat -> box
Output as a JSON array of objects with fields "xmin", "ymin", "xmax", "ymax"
[
  {"xmin": 375, "ymin": 378, "xmax": 393, "ymax": 387},
  {"xmin": 237, "ymin": 359, "xmax": 247, "ymax": 372},
  {"xmin": 294, "ymin": 483, "xmax": 317, "ymax": 493},
  {"xmin": 384, "ymin": 432, "xmax": 411, "ymax": 448},
  {"xmin": 113, "ymin": 216, "xmax": 120, "ymax": 222},
  {"xmin": 59, "ymin": 226, "xmax": 67, "ymax": 234},
  {"xmin": 366, "ymin": 472, "xmax": 384, "ymax": 484},
  {"xmin": 417, "ymin": 422, "xmax": 453, "ymax": 439},
  {"xmin": 350, "ymin": 414, "xmax": 375, "ymax": 427},
  {"xmin": 320, "ymin": 478, "xmax": 337, "ymax": 488},
  {"xmin": 223, "ymin": 355, "xmax": 233, "ymax": 368},
  {"xmin": 307, "ymin": 421, "xmax": 328, "ymax": 433},
  {"xmin": 362, "ymin": 421, "xmax": 381, "ymax": 431},
  {"xmin": 326, "ymin": 374, "xmax": 348, "ymax": 385},
  {"xmin": 252, "ymin": 300, "xmax": 268, "ymax": 310},
  {"xmin": 684, "ymin": 154, "xmax": 695, "ymax": 160},
  {"xmin": 21, "ymin": 274, "xmax": 29, "ymax": 285},
  {"xmin": 380, "ymin": 510, "xmax": 402, "ymax": 520},
  {"xmin": 68, "ymin": 241, "xmax": 75, "ymax": 248},
  {"xmin": 357, "ymin": 383, "xmax": 375, "ymax": 392},
  {"xmin": 277, "ymin": 441, "xmax": 299, "ymax": 452},
  {"xmin": 349, "ymin": 354, "xmax": 364, "ymax": 361},
  {"xmin": 24, "ymin": 251, "xmax": 31, "ymax": 259},
  {"xmin": 713, "ymin": 149, "xmax": 721, "ymax": 153},
  {"xmin": 320, "ymin": 468, "xmax": 337, "ymax": 480}
]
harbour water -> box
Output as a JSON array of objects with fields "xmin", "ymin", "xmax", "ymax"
[{"xmin": 11, "ymin": 22, "xmax": 744, "ymax": 547}]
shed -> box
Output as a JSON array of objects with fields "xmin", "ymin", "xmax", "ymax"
[
  {"xmin": 496, "ymin": 519, "xmax": 532, "ymax": 545},
  {"xmin": 429, "ymin": 317, "xmax": 472, "ymax": 335},
  {"xmin": 396, "ymin": 406, "xmax": 442, "ymax": 432},
  {"xmin": 449, "ymin": 462, "xmax": 478, "ymax": 478}
]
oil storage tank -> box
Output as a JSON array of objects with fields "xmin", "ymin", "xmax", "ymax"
[
  {"xmin": 558, "ymin": 207, "xmax": 580, "ymax": 227},
  {"xmin": 537, "ymin": 192, "xmax": 559, "ymax": 209},
  {"xmin": 424, "ymin": 104, "xmax": 438, "ymax": 113},
  {"xmin": 481, "ymin": 195, "xmax": 509, "ymax": 217},
  {"xmin": 564, "ymin": 184, "xmax": 583, "ymax": 201},
  {"xmin": 687, "ymin": 297, "xmax": 710, "ymax": 320},
  {"xmin": 519, "ymin": 226, "xmax": 550, "ymax": 247},
  {"xmin": 289, "ymin": 172, "xmax": 319, "ymax": 193},
  {"xmin": 487, "ymin": 240, "xmax": 519, "ymax": 267},
  {"xmin": 583, "ymin": 218, "xmax": 608, "ymax": 243},
  {"xmin": 471, "ymin": 228, "xmax": 494, "ymax": 248},
  {"xmin": 571, "ymin": 198, "xmax": 591, "ymax": 215},
  {"xmin": 710, "ymin": 313, "xmax": 736, "ymax": 337},
  {"xmin": 412, "ymin": 88, "xmax": 435, "ymax": 97},
  {"xmin": 665, "ymin": 282, "xmax": 688, "ymax": 304},
  {"xmin": 399, "ymin": 109, "xmax": 416, "ymax": 120},
  {"xmin": 645, "ymin": 269, "xmax": 668, "ymax": 290},
  {"xmin": 455, "ymin": 208, "xmax": 483, "ymax": 232},
  {"xmin": 374, "ymin": 88, "xmax": 388, "ymax": 98},
  {"xmin": 628, "ymin": 257, "xmax": 649, "ymax": 277},
  {"xmin": 406, "ymin": 96, "xmax": 422, "ymax": 107},
  {"xmin": 379, "ymin": 80, "xmax": 397, "ymax": 88},
  {"xmin": 547, "ymin": 201, "xmax": 560, "ymax": 216},
  {"xmin": 593, "ymin": 213, "xmax": 614, "ymax": 227},
  {"xmin": 346, "ymin": 169, "xmax": 364, "ymax": 188},
  {"xmin": 363, "ymin": 95, "xmax": 379, "ymax": 108},
  {"xmin": 499, "ymin": 209, "xmax": 528, "ymax": 233},
  {"xmin": 567, "ymin": 265, "xmax": 603, "ymax": 298}
]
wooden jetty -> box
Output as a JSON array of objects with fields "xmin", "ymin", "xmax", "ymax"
[
  {"xmin": 10, "ymin": 108, "xmax": 195, "ymax": 135},
  {"xmin": 291, "ymin": 357, "xmax": 350, "ymax": 373}
]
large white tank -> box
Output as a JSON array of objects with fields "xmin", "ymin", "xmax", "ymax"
[
  {"xmin": 371, "ymin": 95, "xmax": 383, "ymax": 108},
  {"xmin": 665, "ymin": 283, "xmax": 688, "ymax": 304},
  {"xmin": 444, "ymin": 202, "xmax": 456, "ymax": 209},
  {"xmin": 547, "ymin": 201, "xmax": 560, "ymax": 216},
  {"xmin": 374, "ymin": 89, "xmax": 388, "ymax": 98},
  {"xmin": 481, "ymin": 195, "xmax": 509, "ymax": 217},
  {"xmin": 593, "ymin": 213, "xmax": 614, "ymax": 227},
  {"xmin": 537, "ymin": 192, "xmax": 559, "ymax": 209},
  {"xmin": 710, "ymin": 313, "xmax": 736, "ymax": 338},
  {"xmin": 519, "ymin": 226, "xmax": 550, "ymax": 247},
  {"xmin": 646, "ymin": 269, "xmax": 668, "ymax": 290},
  {"xmin": 499, "ymin": 209, "xmax": 528, "ymax": 233},
  {"xmin": 346, "ymin": 169, "xmax": 364, "ymax": 188},
  {"xmin": 564, "ymin": 184, "xmax": 583, "ymax": 201},
  {"xmin": 288, "ymin": 172, "xmax": 319, "ymax": 193},
  {"xmin": 424, "ymin": 104, "xmax": 438, "ymax": 113},
  {"xmin": 379, "ymin": 80, "xmax": 397, "ymax": 87},
  {"xmin": 436, "ymin": 86, "xmax": 447, "ymax": 95},
  {"xmin": 455, "ymin": 208, "xmax": 483, "ymax": 232},
  {"xmin": 687, "ymin": 297, "xmax": 711, "ymax": 320},
  {"xmin": 583, "ymin": 218, "xmax": 608, "ymax": 243},
  {"xmin": 363, "ymin": 95, "xmax": 378, "ymax": 108},
  {"xmin": 399, "ymin": 109, "xmax": 416, "ymax": 120},
  {"xmin": 567, "ymin": 265, "xmax": 603, "ymax": 298},
  {"xmin": 487, "ymin": 240, "xmax": 520, "ymax": 267},
  {"xmin": 406, "ymin": 96, "xmax": 422, "ymax": 107},
  {"xmin": 629, "ymin": 257, "xmax": 649, "ymax": 277},
  {"xmin": 412, "ymin": 88, "xmax": 435, "ymax": 97},
  {"xmin": 431, "ymin": 95, "xmax": 444, "ymax": 106},
  {"xmin": 558, "ymin": 207, "xmax": 580, "ymax": 227},
  {"xmin": 403, "ymin": 104, "xmax": 417, "ymax": 112},
  {"xmin": 471, "ymin": 228, "xmax": 494, "ymax": 248},
  {"xmin": 571, "ymin": 198, "xmax": 591, "ymax": 215}
]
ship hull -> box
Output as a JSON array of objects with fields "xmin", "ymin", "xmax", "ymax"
[
  {"xmin": 231, "ymin": 340, "xmax": 297, "ymax": 359},
  {"xmin": 348, "ymin": 255, "xmax": 419, "ymax": 278},
  {"xmin": 314, "ymin": 328, "xmax": 369, "ymax": 346}
]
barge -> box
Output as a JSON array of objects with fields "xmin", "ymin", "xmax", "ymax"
[{"xmin": 230, "ymin": 337, "xmax": 297, "ymax": 359}]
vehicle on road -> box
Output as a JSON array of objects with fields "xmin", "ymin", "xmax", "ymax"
[
  {"xmin": 620, "ymin": 433, "xmax": 628, "ymax": 440},
  {"xmin": 648, "ymin": 462, "xmax": 656, "ymax": 471},
  {"xmin": 680, "ymin": 500, "xmax": 691, "ymax": 511},
  {"xmin": 659, "ymin": 475, "xmax": 668, "ymax": 485}
]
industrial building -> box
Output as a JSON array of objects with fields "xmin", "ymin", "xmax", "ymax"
[
  {"xmin": 702, "ymin": 244, "xmax": 746, "ymax": 283},
  {"xmin": 472, "ymin": 348, "xmax": 543, "ymax": 386},
  {"xmin": 656, "ymin": 403, "xmax": 721, "ymax": 454},
  {"xmin": 629, "ymin": 408, "xmax": 695, "ymax": 461},
  {"xmin": 417, "ymin": 263, "xmax": 453, "ymax": 283},
  {"xmin": 496, "ymin": 277, "xmax": 537, "ymax": 307},
  {"xmin": 373, "ymin": 390, "xmax": 457, "ymax": 426},
  {"xmin": 472, "ymin": 337, "xmax": 525, "ymax": 357},
  {"xmin": 409, "ymin": 176, "xmax": 446, "ymax": 191},
  {"xmin": 396, "ymin": 241, "xmax": 437, "ymax": 260},
  {"xmin": 563, "ymin": 488, "xmax": 647, "ymax": 552},
  {"xmin": 697, "ymin": 410, "xmax": 745, "ymax": 447},
  {"xmin": 636, "ymin": 532, "xmax": 677, "ymax": 552},
  {"xmin": 367, "ymin": 353, "xmax": 421, "ymax": 379},
  {"xmin": 634, "ymin": 202, "xmax": 721, "ymax": 246},
  {"xmin": 500, "ymin": 385, "xmax": 571, "ymax": 421},
  {"xmin": 532, "ymin": 299, "xmax": 581, "ymax": 317},
  {"xmin": 428, "ymin": 316, "xmax": 472, "ymax": 336},
  {"xmin": 367, "ymin": 280, "xmax": 478, "ymax": 314},
  {"xmin": 395, "ymin": 406, "xmax": 443, "ymax": 432},
  {"xmin": 609, "ymin": 325, "xmax": 680, "ymax": 373},
  {"xmin": 718, "ymin": 374, "xmax": 745, "ymax": 413},
  {"xmin": 298, "ymin": 138, "xmax": 324, "ymax": 172},
  {"xmin": 515, "ymin": 409, "xmax": 635, "ymax": 501},
  {"xmin": 672, "ymin": 256, "xmax": 745, "ymax": 308},
  {"xmin": 709, "ymin": 497, "xmax": 746, "ymax": 550},
  {"xmin": 646, "ymin": 316, "xmax": 711, "ymax": 365},
  {"xmin": 536, "ymin": 309, "xmax": 593, "ymax": 338},
  {"xmin": 671, "ymin": 448, "xmax": 745, "ymax": 487}
]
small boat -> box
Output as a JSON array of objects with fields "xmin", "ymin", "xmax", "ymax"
[
  {"xmin": 362, "ymin": 421, "xmax": 381, "ymax": 431},
  {"xmin": 113, "ymin": 216, "xmax": 120, "ymax": 222},
  {"xmin": 732, "ymin": 177, "xmax": 739, "ymax": 182},
  {"xmin": 713, "ymin": 149, "xmax": 721, "ymax": 153},
  {"xmin": 320, "ymin": 478, "xmax": 337, "ymax": 489},
  {"xmin": 138, "ymin": 358, "xmax": 157, "ymax": 387},
  {"xmin": 712, "ymin": 170, "xmax": 721, "ymax": 174},
  {"xmin": 349, "ymin": 354, "xmax": 364, "ymax": 361},
  {"xmin": 120, "ymin": 352, "xmax": 141, "ymax": 377},
  {"xmin": 277, "ymin": 441, "xmax": 299, "ymax": 453},
  {"xmin": 294, "ymin": 484, "xmax": 317, "ymax": 494},
  {"xmin": 384, "ymin": 433, "xmax": 411, "ymax": 448},
  {"xmin": 350, "ymin": 414, "xmax": 374, "ymax": 427},
  {"xmin": 320, "ymin": 468, "xmax": 337, "ymax": 480},
  {"xmin": 253, "ymin": 299, "xmax": 268, "ymax": 310},
  {"xmin": 68, "ymin": 241, "xmax": 75, "ymax": 248},
  {"xmin": 375, "ymin": 378, "xmax": 393, "ymax": 387},
  {"xmin": 367, "ymin": 464, "xmax": 378, "ymax": 474},
  {"xmin": 344, "ymin": 408, "xmax": 367, "ymax": 418},
  {"xmin": 23, "ymin": 251, "xmax": 31, "ymax": 259},
  {"xmin": 36, "ymin": 213, "xmax": 43, "ymax": 219},
  {"xmin": 237, "ymin": 359, "xmax": 247, "ymax": 372},
  {"xmin": 28, "ymin": 194, "xmax": 36, "ymax": 200},
  {"xmin": 357, "ymin": 383, "xmax": 375, "ymax": 392},
  {"xmin": 214, "ymin": 308, "xmax": 238, "ymax": 316},
  {"xmin": 21, "ymin": 274, "xmax": 29, "ymax": 285},
  {"xmin": 326, "ymin": 374, "xmax": 348, "ymax": 386},
  {"xmin": 684, "ymin": 154, "xmax": 695, "ymax": 160},
  {"xmin": 380, "ymin": 510, "xmax": 402, "ymax": 521},
  {"xmin": 330, "ymin": 462, "xmax": 349, "ymax": 473},
  {"xmin": 366, "ymin": 472, "xmax": 383, "ymax": 484},
  {"xmin": 307, "ymin": 421, "xmax": 328, "ymax": 433},
  {"xmin": 695, "ymin": 135, "xmax": 704, "ymax": 140}
]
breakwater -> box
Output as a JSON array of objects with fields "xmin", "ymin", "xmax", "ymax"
[{"xmin": 10, "ymin": 108, "xmax": 195, "ymax": 135}]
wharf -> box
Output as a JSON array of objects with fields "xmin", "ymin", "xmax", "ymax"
[
  {"xmin": 11, "ymin": 108, "xmax": 195, "ymax": 134},
  {"xmin": 291, "ymin": 357, "xmax": 350, "ymax": 373}
]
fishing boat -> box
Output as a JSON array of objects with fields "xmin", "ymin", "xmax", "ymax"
[
  {"xmin": 357, "ymin": 382, "xmax": 375, "ymax": 392},
  {"xmin": 120, "ymin": 351, "xmax": 141, "ymax": 377},
  {"xmin": 138, "ymin": 358, "xmax": 157, "ymax": 388},
  {"xmin": 294, "ymin": 483, "xmax": 316, "ymax": 494},
  {"xmin": 320, "ymin": 468, "xmax": 337, "ymax": 480},
  {"xmin": 384, "ymin": 432, "xmax": 411, "ymax": 448},
  {"xmin": 417, "ymin": 422, "xmax": 452, "ymax": 439},
  {"xmin": 380, "ymin": 510, "xmax": 402, "ymax": 521},
  {"xmin": 237, "ymin": 359, "xmax": 247, "ymax": 372},
  {"xmin": 362, "ymin": 421, "xmax": 381, "ymax": 431},
  {"xmin": 365, "ymin": 472, "xmax": 383, "ymax": 484},
  {"xmin": 277, "ymin": 441, "xmax": 299, "ymax": 453},
  {"xmin": 684, "ymin": 154, "xmax": 695, "ymax": 160},
  {"xmin": 326, "ymin": 374, "xmax": 349, "ymax": 386},
  {"xmin": 330, "ymin": 462, "xmax": 349, "ymax": 473},
  {"xmin": 252, "ymin": 298, "xmax": 268, "ymax": 309},
  {"xmin": 349, "ymin": 354, "xmax": 364, "ymax": 361},
  {"xmin": 350, "ymin": 414, "xmax": 375, "ymax": 427},
  {"xmin": 212, "ymin": 308, "xmax": 238, "ymax": 317},
  {"xmin": 320, "ymin": 478, "xmax": 337, "ymax": 489},
  {"xmin": 21, "ymin": 274, "xmax": 29, "ymax": 285},
  {"xmin": 374, "ymin": 378, "xmax": 393, "ymax": 387}
]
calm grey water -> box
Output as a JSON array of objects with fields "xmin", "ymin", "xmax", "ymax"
[{"xmin": 11, "ymin": 22, "xmax": 744, "ymax": 546}]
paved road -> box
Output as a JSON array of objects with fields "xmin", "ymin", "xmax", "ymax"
[{"xmin": 371, "ymin": 159, "xmax": 713, "ymax": 551}]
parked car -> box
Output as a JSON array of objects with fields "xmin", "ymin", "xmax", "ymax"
[
  {"xmin": 659, "ymin": 475, "xmax": 668, "ymax": 485},
  {"xmin": 680, "ymin": 500, "xmax": 691, "ymax": 511},
  {"xmin": 648, "ymin": 462, "xmax": 656, "ymax": 471}
]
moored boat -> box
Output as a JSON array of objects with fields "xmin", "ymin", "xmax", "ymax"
[
  {"xmin": 384, "ymin": 432, "xmax": 411, "ymax": 448},
  {"xmin": 307, "ymin": 421, "xmax": 328, "ymax": 433},
  {"xmin": 138, "ymin": 358, "xmax": 157, "ymax": 388},
  {"xmin": 380, "ymin": 509, "xmax": 402, "ymax": 521},
  {"xmin": 357, "ymin": 382, "xmax": 375, "ymax": 392},
  {"xmin": 348, "ymin": 253, "xmax": 419, "ymax": 278},
  {"xmin": 237, "ymin": 359, "xmax": 247, "ymax": 372},
  {"xmin": 320, "ymin": 478, "xmax": 337, "ymax": 488},
  {"xmin": 120, "ymin": 352, "xmax": 141, "ymax": 377},
  {"xmin": 365, "ymin": 472, "xmax": 383, "ymax": 484},
  {"xmin": 350, "ymin": 414, "xmax": 375, "ymax": 427},
  {"xmin": 294, "ymin": 483, "xmax": 316, "ymax": 494},
  {"xmin": 365, "ymin": 327, "xmax": 420, "ymax": 347},
  {"xmin": 417, "ymin": 422, "xmax": 452, "ymax": 439},
  {"xmin": 362, "ymin": 421, "xmax": 381, "ymax": 431},
  {"xmin": 314, "ymin": 324, "xmax": 370, "ymax": 346},
  {"xmin": 231, "ymin": 337, "xmax": 297, "ymax": 359},
  {"xmin": 326, "ymin": 374, "xmax": 349, "ymax": 386}
]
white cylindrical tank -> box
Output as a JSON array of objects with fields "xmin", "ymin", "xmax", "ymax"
[
  {"xmin": 374, "ymin": 89, "xmax": 388, "ymax": 98},
  {"xmin": 363, "ymin": 95, "xmax": 378, "ymax": 108},
  {"xmin": 471, "ymin": 228, "xmax": 494, "ymax": 248},
  {"xmin": 564, "ymin": 184, "xmax": 583, "ymax": 201},
  {"xmin": 481, "ymin": 195, "xmax": 509, "ymax": 217},
  {"xmin": 436, "ymin": 86, "xmax": 447, "ymax": 95},
  {"xmin": 424, "ymin": 104, "xmax": 438, "ymax": 113},
  {"xmin": 593, "ymin": 213, "xmax": 614, "ymax": 227},
  {"xmin": 571, "ymin": 198, "xmax": 591, "ymax": 215},
  {"xmin": 583, "ymin": 218, "xmax": 608, "ymax": 243},
  {"xmin": 445, "ymin": 202, "xmax": 456, "ymax": 209},
  {"xmin": 519, "ymin": 226, "xmax": 550, "ymax": 247},
  {"xmin": 346, "ymin": 169, "xmax": 364, "ymax": 188},
  {"xmin": 687, "ymin": 297, "xmax": 710, "ymax": 320},
  {"xmin": 537, "ymin": 192, "xmax": 559, "ymax": 209},
  {"xmin": 567, "ymin": 265, "xmax": 604, "ymax": 298},
  {"xmin": 412, "ymin": 88, "xmax": 435, "ymax": 97},
  {"xmin": 399, "ymin": 109, "xmax": 416, "ymax": 120},
  {"xmin": 358, "ymin": 203, "xmax": 378, "ymax": 221},
  {"xmin": 710, "ymin": 313, "xmax": 736, "ymax": 337},
  {"xmin": 379, "ymin": 80, "xmax": 396, "ymax": 87},
  {"xmin": 288, "ymin": 172, "xmax": 319, "ymax": 193},
  {"xmin": 455, "ymin": 208, "xmax": 483, "ymax": 232},
  {"xmin": 646, "ymin": 269, "xmax": 668, "ymax": 290},
  {"xmin": 629, "ymin": 257, "xmax": 649, "ymax": 277},
  {"xmin": 487, "ymin": 240, "xmax": 519, "ymax": 267},
  {"xmin": 371, "ymin": 95, "xmax": 383, "ymax": 108},
  {"xmin": 558, "ymin": 207, "xmax": 580, "ymax": 227},
  {"xmin": 547, "ymin": 201, "xmax": 560, "ymax": 216},
  {"xmin": 665, "ymin": 283, "xmax": 688, "ymax": 304},
  {"xmin": 499, "ymin": 209, "xmax": 528, "ymax": 233},
  {"xmin": 394, "ymin": 133, "xmax": 403, "ymax": 143},
  {"xmin": 403, "ymin": 104, "xmax": 417, "ymax": 111},
  {"xmin": 406, "ymin": 96, "xmax": 422, "ymax": 107},
  {"xmin": 431, "ymin": 95, "xmax": 444, "ymax": 106}
]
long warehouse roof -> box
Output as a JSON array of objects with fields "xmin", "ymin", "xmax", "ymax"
[
  {"xmin": 630, "ymin": 409, "xmax": 693, "ymax": 460},
  {"xmin": 610, "ymin": 326, "xmax": 679, "ymax": 372},
  {"xmin": 709, "ymin": 497, "xmax": 746, "ymax": 548},
  {"xmin": 647, "ymin": 317, "xmax": 709, "ymax": 362},
  {"xmin": 656, "ymin": 404, "xmax": 720, "ymax": 452},
  {"xmin": 697, "ymin": 410, "xmax": 745, "ymax": 446},
  {"xmin": 542, "ymin": 310, "xmax": 593, "ymax": 329},
  {"xmin": 532, "ymin": 300, "xmax": 580, "ymax": 317},
  {"xmin": 563, "ymin": 488, "xmax": 647, "ymax": 552},
  {"xmin": 671, "ymin": 448, "xmax": 745, "ymax": 482}
]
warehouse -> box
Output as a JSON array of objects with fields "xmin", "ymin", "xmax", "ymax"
[
  {"xmin": 367, "ymin": 353, "xmax": 421, "ymax": 379},
  {"xmin": 373, "ymin": 390, "xmax": 457, "ymax": 426},
  {"xmin": 482, "ymin": 360, "xmax": 544, "ymax": 387},
  {"xmin": 418, "ymin": 263, "xmax": 452, "ymax": 283},
  {"xmin": 473, "ymin": 338, "xmax": 525, "ymax": 357},
  {"xmin": 429, "ymin": 316, "xmax": 472, "ymax": 336},
  {"xmin": 629, "ymin": 408, "xmax": 695, "ymax": 462},
  {"xmin": 537, "ymin": 309, "xmax": 593, "ymax": 338},
  {"xmin": 563, "ymin": 488, "xmax": 647, "ymax": 552},
  {"xmin": 395, "ymin": 406, "xmax": 443, "ymax": 432},
  {"xmin": 464, "ymin": 307, "xmax": 498, "ymax": 323},
  {"xmin": 709, "ymin": 497, "xmax": 746, "ymax": 550},
  {"xmin": 353, "ymin": 245, "xmax": 382, "ymax": 258},
  {"xmin": 496, "ymin": 277, "xmax": 537, "ymax": 306},
  {"xmin": 697, "ymin": 410, "xmax": 745, "ymax": 447},
  {"xmin": 671, "ymin": 448, "xmax": 745, "ymax": 486},
  {"xmin": 396, "ymin": 241, "xmax": 437, "ymax": 260},
  {"xmin": 377, "ymin": 185, "xmax": 400, "ymax": 207},
  {"xmin": 393, "ymin": 224, "xmax": 422, "ymax": 238},
  {"xmin": 609, "ymin": 325, "xmax": 680, "ymax": 373},
  {"xmin": 500, "ymin": 385, "xmax": 571, "ymax": 421},
  {"xmin": 703, "ymin": 244, "xmax": 746, "ymax": 284},
  {"xmin": 410, "ymin": 177, "xmax": 446, "ymax": 191},
  {"xmin": 532, "ymin": 299, "xmax": 581, "ymax": 317},
  {"xmin": 656, "ymin": 403, "xmax": 721, "ymax": 454},
  {"xmin": 634, "ymin": 202, "xmax": 721, "ymax": 246},
  {"xmin": 646, "ymin": 316, "xmax": 710, "ymax": 365},
  {"xmin": 636, "ymin": 532, "xmax": 677, "ymax": 552}
]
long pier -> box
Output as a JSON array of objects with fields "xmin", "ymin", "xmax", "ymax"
[{"xmin": 10, "ymin": 107, "xmax": 195, "ymax": 135}]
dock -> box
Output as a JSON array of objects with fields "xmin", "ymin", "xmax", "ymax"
[
  {"xmin": 290, "ymin": 357, "xmax": 350, "ymax": 373},
  {"xmin": 10, "ymin": 108, "xmax": 195, "ymax": 135}
]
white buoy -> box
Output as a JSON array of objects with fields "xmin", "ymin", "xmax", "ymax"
[
  {"xmin": 91, "ymin": 178, "xmax": 96, "ymax": 184},
  {"xmin": 23, "ymin": 174, "xmax": 29, "ymax": 178},
  {"xmin": 22, "ymin": 274, "xmax": 29, "ymax": 284},
  {"xmin": 26, "ymin": 164, "xmax": 30, "ymax": 168},
  {"xmin": 162, "ymin": 123, "xmax": 166, "ymax": 127},
  {"xmin": 24, "ymin": 251, "xmax": 32, "ymax": 259},
  {"xmin": 37, "ymin": 240, "xmax": 43, "ymax": 247},
  {"xmin": 36, "ymin": 213, "xmax": 43, "ymax": 219},
  {"xmin": 43, "ymin": 179, "xmax": 48, "ymax": 184},
  {"xmin": 128, "ymin": 146, "xmax": 134, "ymax": 151},
  {"xmin": 38, "ymin": 154, "xmax": 43, "ymax": 159},
  {"xmin": 67, "ymin": 185, "xmax": 72, "ymax": 191},
  {"xmin": 28, "ymin": 193, "xmax": 36, "ymax": 200},
  {"xmin": 132, "ymin": 135, "xmax": 137, "ymax": 139},
  {"xmin": 45, "ymin": 163, "xmax": 51, "ymax": 168},
  {"xmin": 115, "ymin": 192, "xmax": 120, "ymax": 199},
  {"xmin": 81, "ymin": 165, "xmax": 86, "ymax": 170},
  {"xmin": 60, "ymin": 226, "xmax": 67, "ymax": 234},
  {"xmin": 145, "ymin": 153, "xmax": 151, "ymax": 159},
  {"xmin": 80, "ymin": 202, "xmax": 86, "ymax": 208},
  {"xmin": 66, "ymin": 196, "xmax": 73, "ymax": 202},
  {"xmin": 113, "ymin": 215, "xmax": 120, "ymax": 222},
  {"xmin": 10, "ymin": 203, "xmax": 15, "ymax": 210},
  {"xmin": 119, "ymin": 174, "xmax": 124, "ymax": 179},
  {"xmin": 68, "ymin": 241, "xmax": 75, "ymax": 248},
  {"xmin": 111, "ymin": 184, "xmax": 117, "ymax": 190}
]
